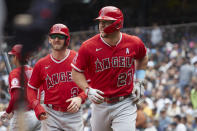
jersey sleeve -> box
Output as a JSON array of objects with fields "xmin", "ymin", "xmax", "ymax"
[
  {"xmin": 28, "ymin": 62, "xmax": 43, "ymax": 90},
  {"xmin": 133, "ymin": 36, "xmax": 147, "ymax": 60},
  {"xmin": 6, "ymin": 89, "xmax": 20, "ymax": 113},
  {"xmin": 8, "ymin": 72, "xmax": 21, "ymax": 91},
  {"xmin": 71, "ymin": 44, "xmax": 90, "ymax": 72}
]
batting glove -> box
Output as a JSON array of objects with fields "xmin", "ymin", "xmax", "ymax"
[
  {"xmin": 132, "ymin": 80, "xmax": 145, "ymax": 105},
  {"xmin": 85, "ymin": 87, "xmax": 104, "ymax": 104}
]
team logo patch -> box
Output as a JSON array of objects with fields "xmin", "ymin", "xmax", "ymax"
[
  {"xmin": 11, "ymin": 78, "xmax": 19, "ymax": 86},
  {"xmin": 96, "ymin": 48, "xmax": 102, "ymax": 52},
  {"xmin": 54, "ymin": 26, "xmax": 61, "ymax": 32}
]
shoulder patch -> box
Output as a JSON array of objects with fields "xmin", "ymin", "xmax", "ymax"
[{"xmin": 11, "ymin": 78, "xmax": 19, "ymax": 86}]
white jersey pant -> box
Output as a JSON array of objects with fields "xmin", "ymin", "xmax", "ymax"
[
  {"xmin": 9, "ymin": 110, "xmax": 41, "ymax": 131},
  {"xmin": 90, "ymin": 98, "xmax": 137, "ymax": 131},
  {"xmin": 41, "ymin": 105, "xmax": 84, "ymax": 131}
]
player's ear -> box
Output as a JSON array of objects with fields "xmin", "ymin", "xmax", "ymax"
[{"xmin": 48, "ymin": 36, "xmax": 52, "ymax": 44}]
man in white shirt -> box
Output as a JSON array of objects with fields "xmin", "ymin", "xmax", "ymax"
[{"xmin": 174, "ymin": 115, "xmax": 186, "ymax": 131}]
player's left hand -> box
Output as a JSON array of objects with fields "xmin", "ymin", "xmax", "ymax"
[
  {"xmin": 66, "ymin": 97, "xmax": 82, "ymax": 113},
  {"xmin": 132, "ymin": 80, "xmax": 145, "ymax": 105}
]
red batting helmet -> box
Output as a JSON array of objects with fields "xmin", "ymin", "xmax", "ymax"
[
  {"xmin": 8, "ymin": 44, "xmax": 23, "ymax": 59},
  {"xmin": 49, "ymin": 23, "xmax": 70, "ymax": 46},
  {"xmin": 95, "ymin": 6, "xmax": 124, "ymax": 34}
]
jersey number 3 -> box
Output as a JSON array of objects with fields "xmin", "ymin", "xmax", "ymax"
[{"xmin": 71, "ymin": 87, "xmax": 79, "ymax": 97}]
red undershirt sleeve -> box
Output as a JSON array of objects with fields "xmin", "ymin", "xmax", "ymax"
[{"xmin": 6, "ymin": 89, "xmax": 20, "ymax": 114}]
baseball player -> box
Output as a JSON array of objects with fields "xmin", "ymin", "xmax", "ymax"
[
  {"xmin": 27, "ymin": 23, "xmax": 87, "ymax": 131},
  {"xmin": 71, "ymin": 6, "xmax": 148, "ymax": 131},
  {"xmin": 0, "ymin": 44, "xmax": 41, "ymax": 131}
]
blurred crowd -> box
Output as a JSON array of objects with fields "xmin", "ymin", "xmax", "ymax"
[{"xmin": 0, "ymin": 22, "xmax": 197, "ymax": 131}]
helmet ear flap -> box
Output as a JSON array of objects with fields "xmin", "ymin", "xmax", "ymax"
[
  {"xmin": 65, "ymin": 36, "xmax": 70, "ymax": 46},
  {"xmin": 104, "ymin": 19, "xmax": 123, "ymax": 34}
]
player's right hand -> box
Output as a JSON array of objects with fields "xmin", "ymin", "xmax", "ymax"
[
  {"xmin": 39, "ymin": 112, "xmax": 48, "ymax": 120},
  {"xmin": 85, "ymin": 87, "xmax": 104, "ymax": 104}
]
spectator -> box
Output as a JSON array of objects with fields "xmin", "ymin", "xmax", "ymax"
[
  {"xmin": 174, "ymin": 115, "xmax": 187, "ymax": 131},
  {"xmin": 167, "ymin": 101, "xmax": 181, "ymax": 117},
  {"xmin": 142, "ymin": 101, "xmax": 153, "ymax": 118},
  {"xmin": 158, "ymin": 108, "xmax": 172, "ymax": 131},
  {"xmin": 193, "ymin": 115, "xmax": 197, "ymax": 131},
  {"xmin": 191, "ymin": 84, "xmax": 197, "ymax": 109},
  {"xmin": 0, "ymin": 120, "xmax": 6, "ymax": 131},
  {"xmin": 134, "ymin": 27, "xmax": 146, "ymax": 43},
  {"xmin": 182, "ymin": 115, "xmax": 193, "ymax": 131},
  {"xmin": 178, "ymin": 58, "xmax": 194, "ymax": 95},
  {"xmin": 0, "ymin": 86, "xmax": 9, "ymax": 104},
  {"xmin": 166, "ymin": 122, "xmax": 177, "ymax": 131},
  {"xmin": 191, "ymin": 57, "xmax": 197, "ymax": 76},
  {"xmin": 144, "ymin": 120, "xmax": 157, "ymax": 131},
  {"xmin": 150, "ymin": 23, "xmax": 163, "ymax": 48},
  {"xmin": 136, "ymin": 105, "xmax": 147, "ymax": 130}
]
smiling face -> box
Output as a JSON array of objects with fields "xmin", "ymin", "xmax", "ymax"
[
  {"xmin": 98, "ymin": 20, "xmax": 114, "ymax": 38},
  {"xmin": 49, "ymin": 34, "xmax": 66, "ymax": 51}
]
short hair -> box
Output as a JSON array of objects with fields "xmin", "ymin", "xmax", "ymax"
[{"xmin": 174, "ymin": 115, "xmax": 181, "ymax": 121}]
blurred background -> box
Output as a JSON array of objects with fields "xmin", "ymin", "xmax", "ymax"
[
  {"xmin": 4, "ymin": 0, "xmax": 197, "ymax": 32},
  {"xmin": 0, "ymin": 0, "xmax": 197, "ymax": 131}
]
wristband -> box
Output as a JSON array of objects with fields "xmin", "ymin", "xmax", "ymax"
[
  {"xmin": 85, "ymin": 87, "xmax": 90, "ymax": 95},
  {"xmin": 78, "ymin": 92, "xmax": 87, "ymax": 104},
  {"xmin": 136, "ymin": 70, "xmax": 146, "ymax": 80}
]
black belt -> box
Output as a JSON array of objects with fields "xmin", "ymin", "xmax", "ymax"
[{"xmin": 104, "ymin": 95, "xmax": 131, "ymax": 104}]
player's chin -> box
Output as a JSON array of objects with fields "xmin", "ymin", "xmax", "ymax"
[
  {"xmin": 52, "ymin": 46, "xmax": 65, "ymax": 51},
  {"xmin": 100, "ymin": 31, "xmax": 106, "ymax": 38}
]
